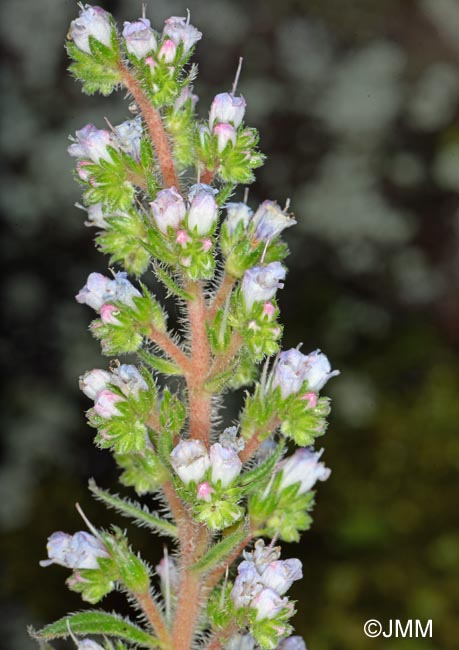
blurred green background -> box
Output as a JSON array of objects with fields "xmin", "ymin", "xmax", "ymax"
[{"xmin": 1, "ymin": 0, "xmax": 458, "ymax": 648}]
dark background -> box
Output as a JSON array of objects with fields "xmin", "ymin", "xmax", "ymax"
[{"xmin": 1, "ymin": 0, "xmax": 459, "ymax": 648}]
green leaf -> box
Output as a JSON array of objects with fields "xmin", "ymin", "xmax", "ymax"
[
  {"xmin": 190, "ymin": 523, "xmax": 248, "ymax": 573},
  {"xmin": 89, "ymin": 481, "xmax": 178, "ymax": 538},
  {"xmin": 116, "ymin": 450, "xmax": 164, "ymax": 495},
  {"xmin": 154, "ymin": 264, "xmax": 193, "ymax": 301},
  {"xmin": 138, "ymin": 348, "xmax": 183, "ymax": 376},
  {"xmin": 239, "ymin": 442, "xmax": 285, "ymax": 494},
  {"xmin": 32, "ymin": 611, "xmax": 158, "ymax": 648}
]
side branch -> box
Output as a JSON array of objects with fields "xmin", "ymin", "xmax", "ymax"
[
  {"xmin": 149, "ymin": 327, "xmax": 191, "ymax": 373},
  {"xmin": 119, "ymin": 64, "xmax": 180, "ymax": 190},
  {"xmin": 133, "ymin": 589, "xmax": 171, "ymax": 646},
  {"xmin": 207, "ymin": 274, "xmax": 236, "ymax": 323}
]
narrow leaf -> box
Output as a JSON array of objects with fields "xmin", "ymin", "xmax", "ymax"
[
  {"xmin": 190, "ymin": 523, "xmax": 248, "ymax": 574},
  {"xmin": 154, "ymin": 264, "xmax": 193, "ymax": 301},
  {"xmin": 239, "ymin": 442, "xmax": 285, "ymax": 494},
  {"xmin": 89, "ymin": 481, "xmax": 178, "ymax": 539},
  {"xmin": 138, "ymin": 348, "xmax": 182, "ymax": 376},
  {"xmin": 32, "ymin": 611, "xmax": 158, "ymax": 648}
]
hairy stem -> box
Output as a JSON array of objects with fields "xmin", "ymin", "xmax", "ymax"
[
  {"xmin": 119, "ymin": 64, "xmax": 180, "ymax": 190},
  {"xmin": 186, "ymin": 281, "xmax": 212, "ymax": 444},
  {"xmin": 209, "ymin": 331, "xmax": 243, "ymax": 378},
  {"xmin": 204, "ymin": 531, "xmax": 254, "ymax": 594},
  {"xmin": 149, "ymin": 327, "xmax": 191, "ymax": 373},
  {"xmin": 133, "ymin": 589, "xmax": 171, "ymax": 646},
  {"xmin": 208, "ymin": 274, "xmax": 236, "ymax": 323}
]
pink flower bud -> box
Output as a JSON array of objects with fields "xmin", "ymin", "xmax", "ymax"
[
  {"xmin": 213, "ymin": 122, "xmax": 237, "ymax": 153},
  {"xmin": 201, "ymin": 238, "xmax": 212, "ymax": 252},
  {"xmin": 196, "ymin": 481, "xmax": 215, "ymax": 502},
  {"xmin": 176, "ymin": 229, "xmax": 192, "ymax": 246},
  {"xmin": 93, "ymin": 389, "xmax": 123, "ymax": 418},
  {"xmin": 262, "ymin": 302, "xmax": 276, "ymax": 319},
  {"xmin": 77, "ymin": 161, "xmax": 92, "ymax": 182},
  {"xmin": 145, "ymin": 56, "xmax": 157, "ymax": 72},
  {"xmin": 68, "ymin": 124, "xmax": 117, "ymax": 164},
  {"xmin": 158, "ymin": 39, "xmax": 177, "ymax": 63},
  {"xmin": 40, "ymin": 531, "xmax": 109, "ymax": 569},
  {"xmin": 251, "ymin": 587, "xmax": 289, "ymax": 621},
  {"xmin": 260, "ymin": 559, "xmax": 303, "ymax": 595},
  {"xmin": 150, "ymin": 187, "xmax": 186, "ymax": 233},
  {"xmin": 122, "ymin": 18, "xmax": 157, "ymax": 59},
  {"xmin": 301, "ymin": 391, "xmax": 318, "ymax": 408},
  {"xmin": 209, "ymin": 443, "xmax": 242, "ymax": 487},
  {"xmin": 209, "ymin": 92, "xmax": 246, "ymax": 128},
  {"xmin": 100, "ymin": 303, "xmax": 120, "ymax": 324},
  {"xmin": 69, "ymin": 5, "xmax": 113, "ymax": 54},
  {"xmin": 278, "ymin": 448, "xmax": 331, "ymax": 495},
  {"xmin": 241, "ymin": 262, "xmax": 286, "ymax": 312},
  {"xmin": 187, "ymin": 184, "xmax": 219, "ymax": 235},
  {"xmin": 170, "ymin": 440, "xmax": 210, "ymax": 484},
  {"xmin": 163, "ymin": 16, "xmax": 202, "ymax": 54},
  {"xmin": 79, "ymin": 369, "xmax": 111, "ymax": 400},
  {"xmin": 251, "ymin": 200, "xmax": 296, "ymax": 241}
]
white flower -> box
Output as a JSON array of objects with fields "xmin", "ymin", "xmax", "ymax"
[
  {"xmin": 40, "ymin": 531, "xmax": 109, "ymax": 569},
  {"xmin": 225, "ymin": 202, "xmax": 253, "ymax": 235},
  {"xmin": 110, "ymin": 364, "xmax": 148, "ymax": 397},
  {"xmin": 93, "ymin": 389, "xmax": 124, "ymax": 418},
  {"xmin": 150, "ymin": 187, "xmax": 186, "ymax": 233},
  {"xmin": 302, "ymin": 350, "xmax": 340, "ymax": 392},
  {"xmin": 69, "ymin": 5, "xmax": 113, "ymax": 54},
  {"xmin": 243, "ymin": 539, "xmax": 281, "ymax": 572},
  {"xmin": 114, "ymin": 117, "xmax": 143, "ymax": 162},
  {"xmin": 68, "ymin": 124, "xmax": 116, "ymax": 164},
  {"xmin": 163, "ymin": 16, "xmax": 202, "ymax": 53},
  {"xmin": 278, "ymin": 448, "xmax": 331, "ymax": 495},
  {"xmin": 103, "ymin": 272, "xmax": 142, "ymax": 307},
  {"xmin": 251, "ymin": 200, "xmax": 296, "ymax": 241},
  {"xmin": 251, "ymin": 587, "xmax": 289, "ymax": 620},
  {"xmin": 187, "ymin": 184, "xmax": 218, "ymax": 235},
  {"xmin": 84, "ymin": 203, "xmax": 108, "ymax": 229},
  {"xmin": 122, "ymin": 18, "xmax": 157, "ymax": 58},
  {"xmin": 170, "ymin": 440, "xmax": 210, "ymax": 484},
  {"xmin": 241, "ymin": 262, "xmax": 286, "ymax": 311},
  {"xmin": 209, "ymin": 443, "xmax": 242, "ymax": 487},
  {"xmin": 79, "ymin": 369, "xmax": 111, "ymax": 400},
  {"xmin": 75, "ymin": 272, "xmax": 112, "ymax": 311},
  {"xmin": 272, "ymin": 349, "xmax": 311, "ymax": 399},
  {"xmin": 209, "ymin": 92, "xmax": 246, "ymax": 127},
  {"xmin": 231, "ymin": 562, "xmax": 263, "ymax": 609},
  {"xmin": 260, "ymin": 558, "xmax": 303, "ymax": 595}
]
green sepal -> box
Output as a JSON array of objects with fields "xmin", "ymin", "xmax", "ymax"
[
  {"xmin": 240, "ymin": 384, "xmax": 278, "ymax": 442},
  {"xmin": 217, "ymin": 127, "xmax": 265, "ymax": 185},
  {"xmin": 89, "ymin": 480, "xmax": 177, "ymax": 538},
  {"xmin": 279, "ymin": 393, "xmax": 331, "ymax": 445},
  {"xmin": 115, "ymin": 449, "xmax": 164, "ymax": 495},
  {"xmin": 103, "ymin": 528, "xmax": 151, "ymax": 594},
  {"xmin": 227, "ymin": 355, "xmax": 258, "ymax": 390},
  {"xmin": 207, "ymin": 582, "xmax": 236, "ymax": 630},
  {"xmin": 224, "ymin": 235, "xmax": 289, "ymax": 279},
  {"xmin": 207, "ymin": 307, "xmax": 232, "ymax": 354},
  {"xmin": 239, "ymin": 442, "xmax": 284, "ymax": 495},
  {"xmin": 230, "ymin": 293, "xmax": 282, "ymax": 361},
  {"xmin": 159, "ymin": 389, "xmax": 186, "ymax": 436},
  {"xmin": 32, "ymin": 611, "xmax": 159, "ymax": 648},
  {"xmin": 66, "ymin": 37, "xmax": 121, "ymax": 96},
  {"xmin": 190, "ymin": 522, "xmax": 248, "ymax": 574},
  {"xmin": 164, "ymin": 102, "xmax": 196, "ymax": 168},
  {"xmin": 176, "ymin": 231, "xmax": 216, "ymax": 281},
  {"xmin": 153, "ymin": 264, "xmax": 193, "ymax": 300},
  {"xmin": 96, "ymin": 209, "xmax": 151, "ymax": 276},
  {"xmin": 249, "ymin": 607, "xmax": 294, "ymax": 650},
  {"xmin": 66, "ymin": 558, "xmax": 117, "ymax": 604},
  {"xmin": 138, "ymin": 348, "xmax": 183, "ymax": 376},
  {"xmin": 194, "ymin": 488, "xmax": 245, "ymax": 532},
  {"xmin": 81, "ymin": 148, "xmax": 141, "ymax": 212}
]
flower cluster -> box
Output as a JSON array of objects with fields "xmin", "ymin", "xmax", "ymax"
[{"xmin": 34, "ymin": 5, "xmax": 338, "ymax": 650}]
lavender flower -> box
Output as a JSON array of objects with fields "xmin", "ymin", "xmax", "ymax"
[
  {"xmin": 75, "ymin": 272, "xmax": 112, "ymax": 311},
  {"xmin": 302, "ymin": 350, "xmax": 340, "ymax": 392},
  {"xmin": 40, "ymin": 531, "xmax": 109, "ymax": 569},
  {"xmin": 278, "ymin": 448, "xmax": 331, "ymax": 495},
  {"xmin": 110, "ymin": 364, "xmax": 148, "ymax": 397},
  {"xmin": 213, "ymin": 122, "xmax": 237, "ymax": 153},
  {"xmin": 187, "ymin": 184, "xmax": 218, "ymax": 235},
  {"xmin": 68, "ymin": 124, "xmax": 116, "ymax": 164},
  {"xmin": 84, "ymin": 202, "xmax": 108, "ymax": 229},
  {"xmin": 103, "ymin": 272, "xmax": 142, "ymax": 307},
  {"xmin": 209, "ymin": 443, "xmax": 242, "ymax": 487},
  {"xmin": 251, "ymin": 200, "xmax": 296, "ymax": 241},
  {"xmin": 79, "ymin": 369, "xmax": 111, "ymax": 400},
  {"xmin": 174, "ymin": 86, "xmax": 198, "ymax": 111},
  {"xmin": 241, "ymin": 262, "xmax": 286, "ymax": 311},
  {"xmin": 69, "ymin": 5, "xmax": 112, "ymax": 54},
  {"xmin": 260, "ymin": 558, "xmax": 303, "ymax": 595},
  {"xmin": 170, "ymin": 440, "xmax": 210, "ymax": 484},
  {"xmin": 122, "ymin": 18, "xmax": 156, "ymax": 58},
  {"xmin": 251, "ymin": 587, "xmax": 289, "ymax": 620},
  {"xmin": 114, "ymin": 117, "xmax": 143, "ymax": 162},
  {"xmin": 150, "ymin": 187, "xmax": 186, "ymax": 233},
  {"xmin": 231, "ymin": 561, "xmax": 263, "ymax": 609},
  {"xmin": 163, "ymin": 16, "xmax": 202, "ymax": 53},
  {"xmin": 225, "ymin": 202, "xmax": 253, "ymax": 235},
  {"xmin": 272, "ymin": 349, "xmax": 311, "ymax": 399},
  {"xmin": 277, "ymin": 637, "xmax": 307, "ymax": 650},
  {"xmin": 209, "ymin": 92, "xmax": 246, "ymax": 128}
]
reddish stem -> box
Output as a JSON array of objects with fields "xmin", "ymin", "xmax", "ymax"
[
  {"xmin": 201, "ymin": 168, "xmax": 215, "ymax": 185},
  {"xmin": 119, "ymin": 64, "xmax": 180, "ymax": 190},
  {"xmin": 133, "ymin": 589, "xmax": 171, "ymax": 646},
  {"xmin": 149, "ymin": 327, "xmax": 191, "ymax": 373},
  {"xmin": 207, "ymin": 274, "xmax": 236, "ymax": 323}
]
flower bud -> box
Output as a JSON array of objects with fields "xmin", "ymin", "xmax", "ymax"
[
  {"xmin": 150, "ymin": 187, "xmax": 186, "ymax": 233},
  {"xmin": 93, "ymin": 389, "xmax": 123, "ymax": 418},
  {"xmin": 302, "ymin": 350, "xmax": 340, "ymax": 392},
  {"xmin": 158, "ymin": 39, "xmax": 177, "ymax": 63},
  {"xmin": 79, "ymin": 369, "xmax": 111, "ymax": 400},
  {"xmin": 241, "ymin": 262, "xmax": 286, "ymax": 312},
  {"xmin": 213, "ymin": 122, "xmax": 237, "ymax": 153},
  {"xmin": 170, "ymin": 440, "xmax": 210, "ymax": 484},
  {"xmin": 174, "ymin": 86, "xmax": 198, "ymax": 111},
  {"xmin": 187, "ymin": 184, "xmax": 218, "ymax": 235},
  {"xmin": 69, "ymin": 5, "xmax": 113, "ymax": 54},
  {"xmin": 110, "ymin": 364, "xmax": 148, "ymax": 397},
  {"xmin": 196, "ymin": 481, "xmax": 215, "ymax": 502},
  {"xmin": 78, "ymin": 641, "xmax": 104, "ymax": 650},
  {"xmin": 225, "ymin": 202, "xmax": 253, "ymax": 235},
  {"xmin": 277, "ymin": 637, "xmax": 307, "ymax": 650},
  {"xmin": 260, "ymin": 559, "xmax": 303, "ymax": 595},
  {"xmin": 278, "ymin": 448, "xmax": 331, "ymax": 495},
  {"xmin": 272, "ymin": 349, "xmax": 310, "ymax": 399},
  {"xmin": 40, "ymin": 531, "xmax": 109, "ymax": 569},
  {"xmin": 209, "ymin": 92, "xmax": 246, "ymax": 128},
  {"xmin": 75, "ymin": 272, "xmax": 112, "ymax": 311},
  {"xmin": 251, "ymin": 200, "xmax": 296, "ymax": 241},
  {"xmin": 163, "ymin": 16, "xmax": 202, "ymax": 54},
  {"xmin": 114, "ymin": 117, "xmax": 143, "ymax": 162},
  {"xmin": 251, "ymin": 587, "xmax": 289, "ymax": 621},
  {"xmin": 209, "ymin": 443, "xmax": 242, "ymax": 487},
  {"xmin": 100, "ymin": 303, "xmax": 120, "ymax": 324},
  {"xmin": 68, "ymin": 124, "xmax": 116, "ymax": 164},
  {"xmin": 122, "ymin": 18, "xmax": 157, "ymax": 59}
]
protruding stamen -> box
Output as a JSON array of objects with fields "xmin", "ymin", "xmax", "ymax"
[{"xmin": 232, "ymin": 57, "xmax": 243, "ymax": 96}]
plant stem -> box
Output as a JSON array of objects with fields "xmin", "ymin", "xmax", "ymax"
[
  {"xmin": 134, "ymin": 589, "xmax": 171, "ymax": 646},
  {"xmin": 204, "ymin": 531, "xmax": 254, "ymax": 595},
  {"xmin": 119, "ymin": 64, "xmax": 180, "ymax": 190},
  {"xmin": 149, "ymin": 327, "xmax": 191, "ymax": 373},
  {"xmin": 186, "ymin": 281, "xmax": 212, "ymax": 444},
  {"xmin": 209, "ymin": 331, "xmax": 243, "ymax": 378},
  {"xmin": 240, "ymin": 417, "xmax": 280, "ymax": 464},
  {"xmin": 207, "ymin": 273, "xmax": 235, "ymax": 323}
]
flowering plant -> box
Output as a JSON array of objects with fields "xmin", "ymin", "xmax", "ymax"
[{"xmin": 31, "ymin": 5, "xmax": 339, "ymax": 650}]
